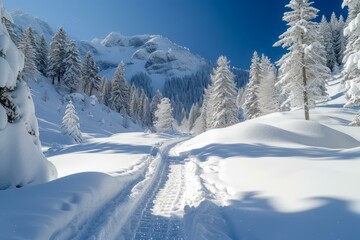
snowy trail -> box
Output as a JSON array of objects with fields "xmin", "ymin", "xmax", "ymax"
[
  {"xmin": 124, "ymin": 158, "xmax": 186, "ymax": 240},
  {"xmin": 52, "ymin": 137, "xmax": 188, "ymax": 240}
]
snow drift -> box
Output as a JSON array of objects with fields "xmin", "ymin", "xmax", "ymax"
[{"xmin": 0, "ymin": 1, "xmax": 56, "ymax": 189}]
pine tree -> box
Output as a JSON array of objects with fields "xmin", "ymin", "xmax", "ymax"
[
  {"xmin": 140, "ymin": 90, "xmax": 151, "ymax": 127},
  {"xmin": 335, "ymin": 15, "xmax": 347, "ymax": 66},
  {"xmin": 36, "ymin": 35, "xmax": 49, "ymax": 77},
  {"xmin": 154, "ymin": 98, "xmax": 174, "ymax": 133},
  {"xmin": 63, "ymin": 40, "xmax": 82, "ymax": 93},
  {"xmin": 102, "ymin": 78, "xmax": 112, "ymax": 106},
  {"xmin": 62, "ymin": 101, "xmax": 82, "ymax": 143},
  {"xmin": 258, "ymin": 55, "xmax": 279, "ymax": 115},
  {"xmin": 342, "ymin": 0, "xmax": 360, "ymax": 107},
  {"xmin": 3, "ymin": 17, "xmax": 19, "ymax": 46},
  {"xmin": 82, "ymin": 52, "xmax": 101, "ymax": 96},
  {"xmin": 150, "ymin": 90, "xmax": 163, "ymax": 125},
  {"xmin": 208, "ymin": 56, "xmax": 238, "ymax": 129},
  {"xmin": 18, "ymin": 27, "xmax": 37, "ymax": 81},
  {"xmin": 48, "ymin": 27, "xmax": 67, "ymax": 85},
  {"xmin": 188, "ymin": 103, "xmax": 201, "ymax": 131},
  {"xmin": 243, "ymin": 51, "xmax": 261, "ymax": 120},
  {"xmin": 319, "ymin": 16, "xmax": 337, "ymax": 71},
  {"xmin": 110, "ymin": 62, "xmax": 129, "ymax": 113},
  {"xmin": 130, "ymin": 85, "xmax": 141, "ymax": 122},
  {"xmin": 274, "ymin": 0, "xmax": 330, "ymax": 120}
]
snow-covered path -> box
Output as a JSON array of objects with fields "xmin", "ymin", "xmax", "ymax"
[
  {"xmin": 50, "ymin": 137, "xmax": 188, "ymax": 240},
  {"xmin": 128, "ymin": 156, "xmax": 186, "ymax": 240}
]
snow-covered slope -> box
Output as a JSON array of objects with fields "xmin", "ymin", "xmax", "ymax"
[
  {"xmin": 11, "ymin": 12, "xmax": 209, "ymax": 90},
  {"xmin": 11, "ymin": 11, "xmax": 54, "ymax": 43},
  {"xmin": 172, "ymin": 78, "xmax": 360, "ymax": 239},
  {"xmin": 29, "ymin": 75, "xmax": 142, "ymax": 148}
]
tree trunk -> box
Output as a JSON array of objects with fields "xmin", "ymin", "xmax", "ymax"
[{"xmin": 301, "ymin": 34, "xmax": 310, "ymax": 121}]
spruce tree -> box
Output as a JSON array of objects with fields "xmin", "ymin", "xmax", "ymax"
[
  {"xmin": 82, "ymin": 52, "xmax": 101, "ymax": 96},
  {"xmin": 62, "ymin": 101, "xmax": 82, "ymax": 143},
  {"xmin": 243, "ymin": 51, "xmax": 261, "ymax": 120},
  {"xmin": 342, "ymin": 0, "xmax": 360, "ymax": 107},
  {"xmin": 150, "ymin": 90, "xmax": 163, "ymax": 125},
  {"xmin": 130, "ymin": 85, "xmax": 141, "ymax": 122},
  {"xmin": 18, "ymin": 27, "xmax": 37, "ymax": 81},
  {"xmin": 110, "ymin": 62, "xmax": 129, "ymax": 113},
  {"xmin": 154, "ymin": 98, "xmax": 174, "ymax": 133},
  {"xmin": 36, "ymin": 35, "xmax": 49, "ymax": 77},
  {"xmin": 209, "ymin": 56, "xmax": 238, "ymax": 129},
  {"xmin": 63, "ymin": 40, "xmax": 82, "ymax": 93},
  {"xmin": 48, "ymin": 27, "xmax": 67, "ymax": 85},
  {"xmin": 258, "ymin": 55, "xmax": 279, "ymax": 115},
  {"xmin": 188, "ymin": 103, "xmax": 201, "ymax": 131},
  {"xmin": 3, "ymin": 17, "xmax": 19, "ymax": 46},
  {"xmin": 319, "ymin": 16, "xmax": 337, "ymax": 71},
  {"xmin": 140, "ymin": 90, "xmax": 151, "ymax": 127},
  {"xmin": 274, "ymin": 0, "xmax": 330, "ymax": 120},
  {"xmin": 102, "ymin": 78, "xmax": 112, "ymax": 107}
]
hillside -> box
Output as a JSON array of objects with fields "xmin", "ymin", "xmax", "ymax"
[{"xmin": 1, "ymin": 71, "xmax": 359, "ymax": 239}]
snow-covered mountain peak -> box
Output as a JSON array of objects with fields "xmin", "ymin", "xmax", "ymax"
[
  {"xmin": 11, "ymin": 12, "xmax": 210, "ymax": 90},
  {"xmin": 11, "ymin": 11, "xmax": 54, "ymax": 43}
]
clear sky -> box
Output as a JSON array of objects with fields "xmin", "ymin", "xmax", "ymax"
[{"xmin": 3, "ymin": 0, "xmax": 346, "ymax": 69}]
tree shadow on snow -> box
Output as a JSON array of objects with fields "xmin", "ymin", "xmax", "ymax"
[
  {"xmin": 44, "ymin": 142, "xmax": 152, "ymax": 157},
  {"xmin": 183, "ymin": 143, "xmax": 360, "ymax": 161},
  {"xmin": 184, "ymin": 192, "xmax": 360, "ymax": 240}
]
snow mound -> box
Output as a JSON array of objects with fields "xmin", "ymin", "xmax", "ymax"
[
  {"xmin": 0, "ymin": 122, "xmax": 56, "ymax": 189},
  {"xmin": 183, "ymin": 118, "xmax": 359, "ymax": 151}
]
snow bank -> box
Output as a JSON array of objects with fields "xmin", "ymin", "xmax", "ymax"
[
  {"xmin": 0, "ymin": 2, "xmax": 56, "ymax": 189},
  {"xmin": 0, "ymin": 172, "xmax": 123, "ymax": 240},
  {"xmin": 175, "ymin": 99, "xmax": 360, "ymax": 239}
]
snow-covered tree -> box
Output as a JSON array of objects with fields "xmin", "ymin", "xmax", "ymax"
[
  {"xmin": 188, "ymin": 103, "xmax": 201, "ymax": 131},
  {"xmin": 82, "ymin": 51, "xmax": 101, "ymax": 96},
  {"xmin": 48, "ymin": 27, "xmax": 67, "ymax": 85},
  {"xmin": 63, "ymin": 40, "xmax": 82, "ymax": 93},
  {"xmin": 18, "ymin": 27, "xmax": 37, "ymax": 81},
  {"xmin": 258, "ymin": 55, "xmax": 279, "ymax": 115},
  {"xmin": 62, "ymin": 100, "xmax": 82, "ymax": 143},
  {"xmin": 3, "ymin": 16, "xmax": 19, "ymax": 46},
  {"xmin": 150, "ymin": 90, "xmax": 163, "ymax": 125},
  {"xmin": 101, "ymin": 78, "xmax": 112, "ymax": 106},
  {"xmin": 154, "ymin": 98, "xmax": 174, "ymax": 133},
  {"xmin": 207, "ymin": 56, "xmax": 238, "ymax": 129},
  {"xmin": 36, "ymin": 35, "xmax": 49, "ymax": 77},
  {"xmin": 243, "ymin": 51, "xmax": 261, "ymax": 120},
  {"xmin": 110, "ymin": 62, "xmax": 129, "ymax": 113},
  {"xmin": 335, "ymin": 15, "xmax": 347, "ymax": 66},
  {"xmin": 274, "ymin": 0, "xmax": 330, "ymax": 120},
  {"xmin": 350, "ymin": 111, "xmax": 360, "ymax": 126},
  {"xmin": 130, "ymin": 85, "xmax": 141, "ymax": 122},
  {"xmin": 319, "ymin": 16, "xmax": 337, "ymax": 71},
  {"xmin": 140, "ymin": 90, "xmax": 151, "ymax": 127},
  {"xmin": 193, "ymin": 86, "xmax": 213, "ymax": 134},
  {"xmin": 0, "ymin": 1, "xmax": 56, "ymax": 189},
  {"xmin": 342, "ymin": 0, "xmax": 360, "ymax": 107}
]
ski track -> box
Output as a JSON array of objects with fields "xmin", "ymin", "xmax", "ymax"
[
  {"xmin": 127, "ymin": 158, "xmax": 186, "ymax": 240},
  {"xmin": 52, "ymin": 137, "xmax": 188, "ymax": 240}
]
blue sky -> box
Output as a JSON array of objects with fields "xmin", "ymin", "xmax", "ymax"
[{"xmin": 4, "ymin": 0, "xmax": 346, "ymax": 69}]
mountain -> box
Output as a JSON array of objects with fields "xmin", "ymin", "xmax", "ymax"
[
  {"xmin": 11, "ymin": 11, "xmax": 54, "ymax": 43},
  {"xmin": 11, "ymin": 11, "xmax": 211, "ymax": 90}
]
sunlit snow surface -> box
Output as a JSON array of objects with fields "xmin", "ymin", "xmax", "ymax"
[{"xmin": 0, "ymin": 70, "xmax": 360, "ymax": 240}]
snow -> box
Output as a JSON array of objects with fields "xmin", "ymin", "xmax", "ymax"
[
  {"xmin": 172, "ymin": 79, "xmax": 360, "ymax": 239},
  {"xmin": 1, "ymin": 6, "xmax": 360, "ymax": 240}
]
